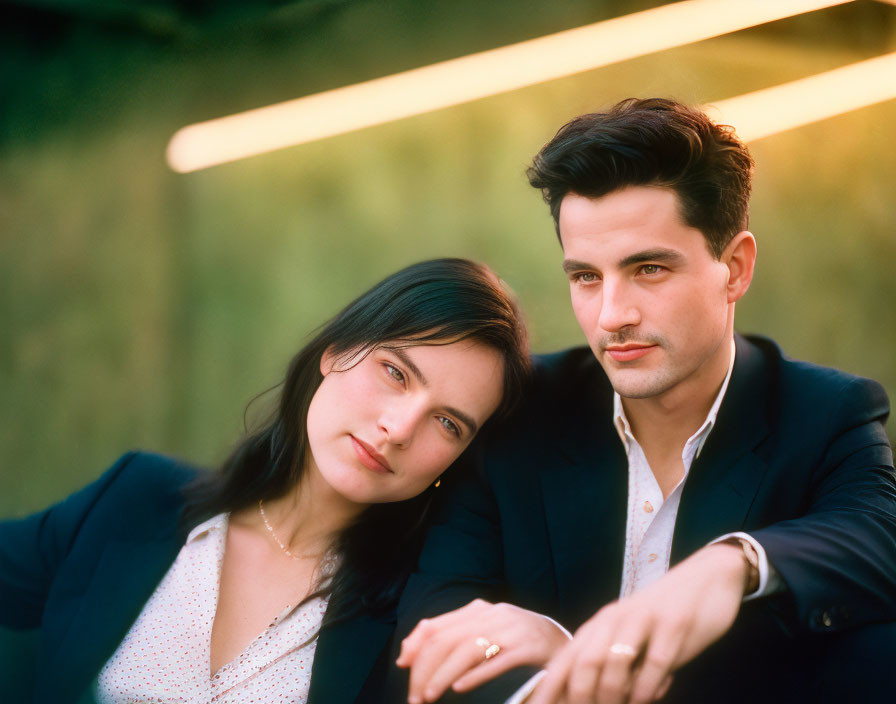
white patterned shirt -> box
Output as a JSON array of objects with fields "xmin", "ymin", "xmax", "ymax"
[{"xmin": 95, "ymin": 513, "xmax": 328, "ymax": 704}]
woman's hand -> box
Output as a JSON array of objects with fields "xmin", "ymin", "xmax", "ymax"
[{"xmin": 396, "ymin": 599, "xmax": 571, "ymax": 703}]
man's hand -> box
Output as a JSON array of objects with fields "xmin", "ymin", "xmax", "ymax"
[
  {"xmin": 397, "ymin": 599, "xmax": 570, "ymax": 703},
  {"xmin": 529, "ymin": 542, "xmax": 749, "ymax": 704}
]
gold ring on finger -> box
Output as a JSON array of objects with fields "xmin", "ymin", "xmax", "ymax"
[
  {"xmin": 475, "ymin": 637, "xmax": 501, "ymax": 659},
  {"xmin": 608, "ymin": 642, "xmax": 638, "ymax": 657}
]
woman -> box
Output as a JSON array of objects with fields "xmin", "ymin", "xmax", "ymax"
[{"xmin": 0, "ymin": 258, "xmax": 530, "ymax": 704}]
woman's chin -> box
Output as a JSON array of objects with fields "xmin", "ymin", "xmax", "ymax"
[
  {"xmin": 331, "ymin": 477, "xmax": 427, "ymax": 507},
  {"xmin": 321, "ymin": 469, "xmax": 387, "ymax": 506},
  {"xmin": 316, "ymin": 458, "xmax": 433, "ymax": 506}
]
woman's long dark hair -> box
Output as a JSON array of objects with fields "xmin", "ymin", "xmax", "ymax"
[{"xmin": 183, "ymin": 258, "xmax": 529, "ymax": 625}]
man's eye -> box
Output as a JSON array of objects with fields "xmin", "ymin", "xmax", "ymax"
[
  {"xmin": 384, "ymin": 364, "xmax": 405, "ymax": 383},
  {"xmin": 438, "ymin": 416, "xmax": 460, "ymax": 437},
  {"xmin": 640, "ymin": 264, "xmax": 662, "ymax": 275},
  {"xmin": 574, "ymin": 272, "xmax": 598, "ymax": 283}
]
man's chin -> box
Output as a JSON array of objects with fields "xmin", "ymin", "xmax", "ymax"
[{"xmin": 605, "ymin": 371, "xmax": 673, "ymax": 400}]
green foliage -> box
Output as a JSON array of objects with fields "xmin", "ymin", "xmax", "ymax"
[{"xmin": 2, "ymin": 1, "xmax": 894, "ymax": 515}]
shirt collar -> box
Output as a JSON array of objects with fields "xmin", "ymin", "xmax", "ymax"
[
  {"xmin": 185, "ymin": 512, "xmax": 229, "ymax": 544},
  {"xmin": 613, "ymin": 338, "xmax": 736, "ymax": 458}
]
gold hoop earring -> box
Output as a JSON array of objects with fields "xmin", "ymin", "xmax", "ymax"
[{"xmin": 434, "ymin": 477, "xmax": 441, "ymax": 488}]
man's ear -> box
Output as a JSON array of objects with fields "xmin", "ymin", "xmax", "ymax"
[{"xmin": 722, "ymin": 231, "xmax": 757, "ymax": 304}]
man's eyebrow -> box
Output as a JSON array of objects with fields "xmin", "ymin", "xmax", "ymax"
[
  {"xmin": 618, "ymin": 248, "xmax": 685, "ymax": 269},
  {"xmin": 390, "ymin": 347, "xmax": 479, "ymax": 435},
  {"xmin": 561, "ymin": 259, "xmax": 596, "ymax": 274}
]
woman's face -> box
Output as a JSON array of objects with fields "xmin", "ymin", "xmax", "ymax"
[{"xmin": 305, "ymin": 339, "xmax": 505, "ymax": 506}]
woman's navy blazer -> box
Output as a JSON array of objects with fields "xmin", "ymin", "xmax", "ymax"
[{"xmin": 0, "ymin": 452, "xmax": 396, "ymax": 704}]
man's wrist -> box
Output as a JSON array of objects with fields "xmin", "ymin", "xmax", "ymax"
[
  {"xmin": 722, "ymin": 538, "xmax": 760, "ymax": 594},
  {"xmin": 709, "ymin": 532, "xmax": 779, "ymax": 600},
  {"xmin": 702, "ymin": 541, "xmax": 755, "ymax": 596}
]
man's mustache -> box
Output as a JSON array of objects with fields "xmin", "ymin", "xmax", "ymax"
[{"xmin": 597, "ymin": 332, "xmax": 664, "ymax": 350}]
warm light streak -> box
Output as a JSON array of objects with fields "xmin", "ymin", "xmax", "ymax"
[
  {"xmin": 709, "ymin": 52, "xmax": 896, "ymax": 142},
  {"xmin": 167, "ymin": 0, "xmax": 854, "ymax": 172}
]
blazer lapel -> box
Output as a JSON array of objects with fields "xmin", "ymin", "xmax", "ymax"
[
  {"xmin": 307, "ymin": 611, "xmax": 394, "ymax": 704},
  {"xmin": 539, "ymin": 363, "xmax": 628, "ymax": 627},
  {"xmin": 40, "ymin": 530, "xmax": 185, "ymax": 703},
  {"xmin": 672, "ymin": 335, "xmax": 772, "ymax": 562}
]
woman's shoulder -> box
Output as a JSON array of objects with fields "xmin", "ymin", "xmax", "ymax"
[
  {"xmin": 39, "ymin": 451, "xmax": 207, "ymax": 543},
  {"xmin": 106, "ymin": 450, "xmax": 203, "ymax": 488},
  {"xmin": 0, "ymin": 452, "xmax": 206, "ymax": 615},
  {"xmin": 91, "ymin": 451, "xmax": 205, "ymax": 516}
]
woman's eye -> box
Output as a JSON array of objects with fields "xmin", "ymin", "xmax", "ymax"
[
  {"xmin": 384, "ymin": 364, "xmax": 405, "ymax": 384},
  {"xmin": 438, "ymin": 416, "xmax": 461, "ymax": 437}
]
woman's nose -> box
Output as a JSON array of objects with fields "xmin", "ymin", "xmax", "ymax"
[{"xmin": 378, "ymin": 398, "xmax": 424, "ymax": 448}]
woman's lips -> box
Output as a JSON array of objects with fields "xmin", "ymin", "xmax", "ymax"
[
  {"xmin": 605, "ymin": 345, "xmax": 657, "ymax": 362},
  {"xmin": 350, "ymin": 436, "xmax": 392, "ymax": 473}
]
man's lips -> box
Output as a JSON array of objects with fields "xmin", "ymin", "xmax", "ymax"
[
  {"xmin": 604, "ymin": 344, "xmax": 657, "ymax": 362},
  {"xmin": 350, "ymin": 436, "xmax": 392, "ymax": 473}
]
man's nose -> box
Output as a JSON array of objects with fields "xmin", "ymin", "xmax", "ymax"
[{"xmin": 597, "ymin": 279, "xmax": 640, "ymax": 332}]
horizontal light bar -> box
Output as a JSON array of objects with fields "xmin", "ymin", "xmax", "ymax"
[
  {"xmin": 166, "ymin": 0, "xmax": 853, "ymax": 172},
  {"xmin": 709, "ymin": 51, "xmax": 896, "ymax": 142}
]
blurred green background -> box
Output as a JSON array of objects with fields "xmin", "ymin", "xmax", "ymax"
[{"xmin": 2, "ymin": 0, "xmax": 895, "ymax": 518}]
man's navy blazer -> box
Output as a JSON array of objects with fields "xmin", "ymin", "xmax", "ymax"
[
  {"xmin": 0, "ymin": 452, "xmax": 396, "ymax": 704},
  {"xmin": 396, "ymin": 334, "xmax": 896, "ymax": 702}
]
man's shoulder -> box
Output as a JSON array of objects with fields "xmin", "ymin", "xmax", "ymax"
[
  {"xmin": 532, "ymin": 345, "xmax": 599, "ymax": 373},
  {"xmin": 736, "ymin": 333, "xmax": 890, "ymax": 422},
  {"xmin": 528, "ymin": 346, "xmax": 609, "ymax": 397},
  {"xmin": 482, "ymin": 346, "xmax": 611, "ymax": 446},
  {"xmin": 740, "ymin": 333, "xmax": 885, "ymax": 393}
]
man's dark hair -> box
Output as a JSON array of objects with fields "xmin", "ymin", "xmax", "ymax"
[{"xmin": 527, "ymin": 97, "xmax": 754, "ymax": 258}]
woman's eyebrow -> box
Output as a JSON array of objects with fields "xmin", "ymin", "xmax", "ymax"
[
  {"xmin": 391, "ymin": 347, "xmax": 478, "ymax": 434},
  {"xmin": 444, "ymin": 407, "xmax": 478, "ymax": 435},
  {"xmin": 392, "ymin": 347, "xmax": 428, "ymax": 386}
]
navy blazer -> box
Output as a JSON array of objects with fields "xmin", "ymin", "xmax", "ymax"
[
  {"xmin": 0, "ymin": 452, "xmax": 396, "ymax": 704},
  {"xmin": 395, "ymin": 334, "xmax": 896, "ymax": 702}
]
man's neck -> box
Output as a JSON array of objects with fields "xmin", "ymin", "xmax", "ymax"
[{"xmin": 622, "ymin": 337, "xmax": 734, "ymax": 480}]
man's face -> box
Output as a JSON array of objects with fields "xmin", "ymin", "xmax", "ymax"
[{"xmin": 559, "ymin": 186, "xmax": 734, "ymax": 402}]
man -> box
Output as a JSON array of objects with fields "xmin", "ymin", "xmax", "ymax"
[{"xmin": 394, "ymin": 98, "xmax": 896, "ymax": 704}]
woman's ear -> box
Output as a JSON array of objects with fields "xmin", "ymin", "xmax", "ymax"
[
  {"xmin": 320, "ymin": 346, "xmax": 338, "ymax": 377},
  {"xmin": 320, "ymin": 346, "xmax": 368, "ymax": 376},
  {"xmin": 722, "ymin": 231, "xmax": 757, "ymax": 304}
]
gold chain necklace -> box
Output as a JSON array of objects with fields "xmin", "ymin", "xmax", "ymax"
[
  {"xmin": 257, "ymin": 499, "xmax": 341, "ymax": 580},
  {"xmin": 258, "ymin": 499, "xmax": 306, "ymax": 560}
]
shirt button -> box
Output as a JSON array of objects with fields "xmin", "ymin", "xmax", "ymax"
[
  {"xmin": 648, "ymin": 553, "xmax": 658, "ymax": 562},
  {"xmin": 643, "ymin": 501, "xmax": 654, "ymax": 513}
]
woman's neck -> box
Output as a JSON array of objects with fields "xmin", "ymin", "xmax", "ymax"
[{"xmin": 252, "ymin": 463, "xmax": 364, "ymax": 558}]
